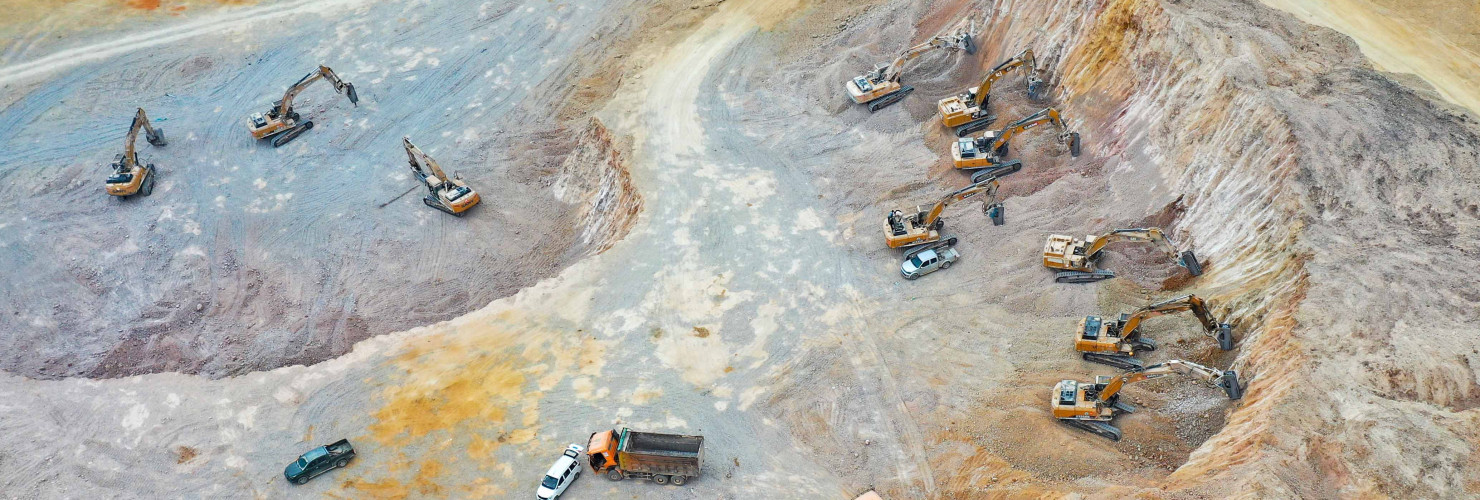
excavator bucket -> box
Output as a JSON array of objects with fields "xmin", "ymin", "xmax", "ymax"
[
  {"xmin": 962, "ymin": 34, "xmax": 977, "ymax": 55},
  {"xmin": 1026, "ymin": 76, "xmax": 1046, "ymax": 101},
  {"xmin": 1180, "ymin": 250, "xmax": 1203, "ymax": 276},
  {"xmin": 1068, "ymin": 132, "xmax": 1082, "ymax": 157},
  {"xmin": 1219, "ymin": 370, "xmax": 1243, "ymax": 400},
  {"xmin": 146, "ymin": 127, "xmax": 167, "ymax": 147},
  {"xmin": 987, "ymin": 204, "xmax": 1004, "ymax": 226},
  {"xmin": 1215, "ymin": 324, "xmax": 1235, "ymax": 350},
  {"xmin": 346, "ymin": 83, "xmax": 359, "ymax": 106}
]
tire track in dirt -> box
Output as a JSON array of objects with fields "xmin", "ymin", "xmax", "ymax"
[{"xmin": 0, "ymin": 0, "xmax": 376, "ymax": 87}]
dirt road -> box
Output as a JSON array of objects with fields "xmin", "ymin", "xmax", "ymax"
[{"xmin": 2, "ymin": 0, "xmax": 1479, "ymax": 497}]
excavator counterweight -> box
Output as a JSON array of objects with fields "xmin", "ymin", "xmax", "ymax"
[
  {"xmin": 247, "ymin": 65, "xmax": 358, "ymax": 147},
  {"xmin": 846, "ymin": 24, "xmax": 975, "ymax": 112},
  {"xmin": 884, "ymin": 163, "xmax": 1019, "ymax": 249},
  {"xmin": 938, "ymin": 49, "xmax": 1047, "ymax": 136},
  {"xmin": 1076, "ymin": 294, "xmax": 1235, "ymax": 369},
  {"xmin": 1042, "ymin": 227, "xmax": 1201, "ymax": 283},
  {"xmin": 402, "ymin": 137, "xmax": 480, "ymax": 216},
  {"xmin": 104, "ymin": 108, "xmax": 167, "ymax": 198},
  {"xmin": 952, "ymin": 107, "xmax": 1080, "ymax": 172},
  {"xmin": 1051, "ymin": 360, "xmax": 1242, "ymax": 441}
]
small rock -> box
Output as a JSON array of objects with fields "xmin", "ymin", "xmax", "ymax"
[{"xmin": 196, "ymin": 303, "xmax": 205, "ymax": 312}]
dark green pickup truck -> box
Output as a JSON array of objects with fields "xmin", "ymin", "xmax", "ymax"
[{"xmin": 284, "ymin": 439, "xmax": 355, "ymax": 485}]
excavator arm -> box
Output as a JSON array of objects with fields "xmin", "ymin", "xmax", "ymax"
[
  {"xmin": 276, "ymin": 65, "xmax": 358, "ymax": 117},
  {"xmin": 1119, "ymin": 294, "xmax": 1235, "ymax": 350},
  {"xmin": 403, "ymin": 137, "xmax": 451, "ymax": 186},
  {"xmin": 120, "ymin": 107, "xmax": 167, "ymax": 171},
  {"xmin": 870, "ymin": 31, "xmax": 975, "ymax": 84},
  {"xmin": 980, "ymin": 107, "xmax": 1078, "ymax": 155},
  {"xmin": 916, "ymin": 162, "xmax": 1018, "ymax": 228},
  {"xmin": 1097, "ymin": 359, "xmax": 1242, "ymax": 402},
  {"xmin": 969, "ymin": 48, "xmax": 1043, "ymax": 106},
  {"xmin": 1083, "ymin": 227, "xmax": 1203, "ymax": 275}
]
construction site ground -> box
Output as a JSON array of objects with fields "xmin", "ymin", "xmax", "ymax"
[{"xmin": 1, "ymin": 0, "xmax": 1477, "ymax": 497}]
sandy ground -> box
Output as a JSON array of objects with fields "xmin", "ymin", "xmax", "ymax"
[
  {"xmin": 0, "ymin": 0, "xmax": 643, "ymax": 378},
  {"xmin": 1259, "ymin": 0, "xmax": 1480, "ymax": 115},
  {"xmin": 1, "ymin": 0, "xmax": 1479, "ymax": 498}
]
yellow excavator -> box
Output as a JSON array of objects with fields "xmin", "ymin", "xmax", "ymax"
[
  {"xmin": 402, "ymin": 137, "xmax": 480, "ymax": 216},
  {"xmin": 952, "ymin": 107, "xmax": 1080, "ymax": 175},
  {"xmin": 247, "ymin": 65, "xmax": 358, "ymax": 147},
  {"xmin": 1042, "ymin": 227, "xmax": 1202, "ymax": 283},
  {"xmin": 937, "ymin": 48, "xmax": 1046, "ymax": 137},
  {"xmin": 846, "ymin": 26, "xmax": 975, "ymax": 112},
  {"xmin": 884, "ymin": 163, "xmax": 1019, "ymax": 250},
  {"xmin": 1075, "ymin": 294, "xmax": 1235, "ymax": 370},
  {"xmin": 1051, "ymin": 359, "xmax": 1242, "ymax": 441},
  {"xmin": 104, "ymin": 107, "xmax": 168, "ymax": 198}
]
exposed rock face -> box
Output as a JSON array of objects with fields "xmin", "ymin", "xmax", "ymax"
[
  {"xmin": 982, "ymin": 0, "xmax": 1480, "ymax": 496},
  {"xmin": 552, "ymin": 118, "xmax": 645, "ymax": 256}
]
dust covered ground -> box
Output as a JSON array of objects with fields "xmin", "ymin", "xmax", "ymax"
[{"xmin": 1, "ymin": 0, "xmax": 1479, "ymax": 498}]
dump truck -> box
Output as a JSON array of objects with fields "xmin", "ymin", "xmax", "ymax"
[{"xmin": 587, "ymin": 428, "xmax": 703, "ymax": 485}]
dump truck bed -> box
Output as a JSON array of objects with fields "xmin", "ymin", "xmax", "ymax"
[{"xmin": 617, "ymin": 429, "xmax": 703, "ymax": 477}]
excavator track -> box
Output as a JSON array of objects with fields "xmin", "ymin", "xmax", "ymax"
[
  {"xmin": 970, "ymin": 160, "xmax": 1022, "ymax": 183},
  {"xmin": 1061, "ymin": 419, "xmax": 1122, "ymax": 441},
  {"xmin": 1082, "ymin": 352, "xmax": 1143, "ymax": 370},
  {"xmin": 868, "ymin": 86, "xmax": 914, "ymax": 112},
  {"xmin": 954, "ymin": 115, "xmax": 997, "ymax": 137},
  {"xmin": 423, "ymin": 196, "xmax": 462, "ymax": 216},
  {"xmin": 272, "ymin": 121, "xmax": 313, "ymax": 147},
  {"xmin": 1055, "ymin": 270, "xmax": 1116, "ymax": 283},
  {"xmin": 902, "ymin": 235, "xmax": 957, "ymax": 259}
]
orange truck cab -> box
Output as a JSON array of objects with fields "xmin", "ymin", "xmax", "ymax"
[{"xmin": 587, "ymin": 428, "xmax": 703, "ymax": 486}]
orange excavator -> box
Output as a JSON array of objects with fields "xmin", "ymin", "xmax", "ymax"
[
  {"xmin": 402, "ymin": 137, "xmax": 480, "ymax": 216},
  {"xmin": 846, "ymin": 26, "xmax": 975, "ymax": 112},
  {"xmin": 884, "ymin": 163, "xmax": 1019, "ymax": 250},
  {"xmin": 937, "ymin": 48, "xmax": 1046, "ymax": 137},
  {"xmin": 247, "ymin": 65, "xmax": 358, "ymax": 147},
  {"xmin": 1051, "ymin": 359, "xmax": 1242, "ymax": 441},
  {"xmin": 1075, "ymin": 294, "xmax": 1235, "ymax": 369},
  {"xmin": 1042, "ymin": 227, "xmax": 1202, "ymax": 283},
  {"xmin": 104, "ymin": 107, "xmax": 167, "ymax": 198},
  {"xmin": 951, "ymin": 107, "xmax": 1080, "ymax": 175}
]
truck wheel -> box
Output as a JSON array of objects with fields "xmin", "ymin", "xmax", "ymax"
[
  {"xmin": 606, "ymin": 470, "xmax": 623, "ymax": 481},
  {"xmin": 336, "ymin": 459, "xmax": 349, "ymax": 468},
  {"xmin": 293, "ymin": 476, "xmax": 308, "ymax": 485},
  {"xmin": 653, "ymin": 474, "xmax": 669, "ymax": 485},
  {"xmin": 940, "ymin": 260, "xmax": 952, "ymax": 269},
  {"xmin": 671, "ymin": 475, "xmax": 687, "ymax": 485}
]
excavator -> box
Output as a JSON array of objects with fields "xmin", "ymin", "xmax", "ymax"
[
  {"xmin": 1051, "ymin": 359, "xmax": 1242, "ymax": 441},
  {"xmin": 247, "ymin": 65, "xmax": 358, "ymax": 147},
  {"xmin": 1075, "ymin": 294, "xmax": 1235, "ymax": 370},
  {"xmin": 937, "ymin": 48, "xmax": 1046, "ymax": 137},
  {"xmin": 104, "ymin": 107, "xmax": 168, "ymax": 198},
  {"xmin": 952, "ymin": 107, "xmax": 1080, "ymax": 175},
  {"xmin": 884, "ymin": 163, "xmax": 1019, "ymax": 251},
  {"xmin": 1042, "ymin": 227, "xmax": 1202, "ymax": 283},
  {"xmin": 846, "ymin": 26, "xmax": 975, "ymax": 112},
  {"xmin": 402, "ymin": 137, "xmax": 480, "ymax": 216}
]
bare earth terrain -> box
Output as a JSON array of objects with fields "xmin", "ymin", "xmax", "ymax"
[{"xmin": 1, "ymin": 0, "xmax": 1478, "ymax": 498}]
